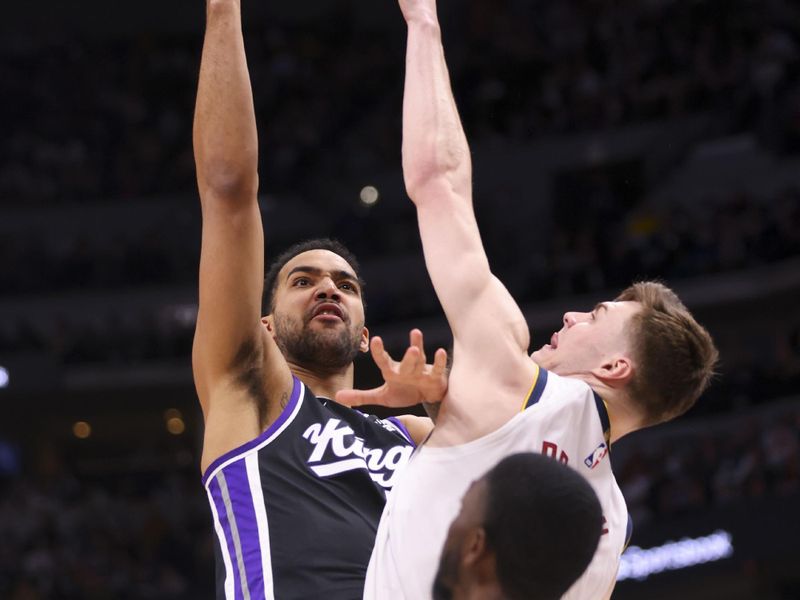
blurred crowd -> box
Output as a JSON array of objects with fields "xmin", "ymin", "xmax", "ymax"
[
  {"xmin": 455, "ymin": 0, "xmax": 800, "ymax": 143},
  {"xmin": 0, "ymin": 463, "xmax": 211, "ymax": 600},
  {"xmin": 0, "ymin": 217, "xmax": 196, "ymax": 297},
  {"xmin": 487, "ymin": 185, "xmax": 800, "ymax": 301},
  {"xmin": 618, "ymin": 404, "xmax": 800, "ymax": 525},
  {"xmin": 2, "ymin": 0, "xmax": 799, "ymax": 205},
  {"xmin": 2, "ymin": 183, "xmax": 798, "ymax": 301},
  {"xmin": 1, "ymin": 186, "xmax": 798, "ymax": 379},
  {"xmin": 0, "ymin": 399, "xmax": 797, "ymax": 599},
  {"xmin": 2, "ymin": 0, "xmax": 799, "ymax": 410},
  {"xmin": 3, "ymin": 0, "xmax": 800, "ymax": 597}
]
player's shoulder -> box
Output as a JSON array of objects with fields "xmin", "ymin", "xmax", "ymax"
[{"xmin": 524, "ymin": 366, "xmax": 595, "ymax": 410}]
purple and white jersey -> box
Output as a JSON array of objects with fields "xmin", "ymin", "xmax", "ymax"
[
  {"xmin": 203, "ymin": 376, "xmax": 414, "ymax": 600},
  {"xmin": 364, "ymin": 368, "xmax": 631, "ymax": 600}
]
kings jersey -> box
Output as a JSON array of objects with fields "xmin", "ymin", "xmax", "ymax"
[{"xmin": 203, "ymin": 376, "xmax": 415, "ymax": 600}]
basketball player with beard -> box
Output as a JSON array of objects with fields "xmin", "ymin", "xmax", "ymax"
[{"xmin": 192, "ymin": 2, "xmax": 442, "ymax": 598}]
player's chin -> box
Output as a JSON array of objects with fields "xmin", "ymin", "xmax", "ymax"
[{"xmin": 531, "ymin": 345, "xmax": 553, "ymax": 366}]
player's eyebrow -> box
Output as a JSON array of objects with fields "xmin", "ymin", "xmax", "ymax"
[{"xmin": 286, "ymin": 266, "xmax": 359, "ymax": 284}]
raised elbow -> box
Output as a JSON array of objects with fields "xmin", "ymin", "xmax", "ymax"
[
  {"xmin": 402, "ymin": 146, "xmax": 470, "ymax": 204},
  {"xmin": 404, "ymin": 165, "xmax": 470, "ymax": 207},
  {"xmin": 403, "ymin": 166, "xmax": 437, "ymax": 202}
]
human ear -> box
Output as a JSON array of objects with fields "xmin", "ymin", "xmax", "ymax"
[
  {"xmin": 596, "ymin": 356, "xmax": 633, "ymax": 384},
  {"xmin": 359, "ymin": 327, "xmax": 370, "ymax": 353},
  {"xmin": 461, "ymin": 527, "xmax": 487, "ymax": 567},
  {"xmin": 261, "ymin": 316, "xmax": 274, "ymax": 334}
]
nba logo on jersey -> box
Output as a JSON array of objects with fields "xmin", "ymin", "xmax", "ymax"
[{"xmin": 584, "ymin": 442, "xmax": 608, "ymax": 469}]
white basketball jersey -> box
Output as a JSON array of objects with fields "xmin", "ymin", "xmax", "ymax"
[{"xmin": 364, "ymin": 368, "xmax": 631, "ymax": 600}]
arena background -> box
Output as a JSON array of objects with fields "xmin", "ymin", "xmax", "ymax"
[{"xmin": 2, "ymin": 0, "xmax": 799, "ymax": 598}]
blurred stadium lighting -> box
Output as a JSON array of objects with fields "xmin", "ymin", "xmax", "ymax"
[
  {"xmin": 164, "ymin": 408, "xmax": 185, "ymax": 435},
  {"xmin": 359, "ymin": 185, "xmax": 380, "ymax": 206},
  {"xmin": 72, "ymin": 421, "xmax": 92, "ymax": 439},
  {"xmin": 617, "ymin": 530, "xmax": 733, "ymax": 582},
  {"xmin": 164, "ymin": 408, "xmax": 182, "ymax": 420},
  {"xmin": 0, "ymin": 366, "xmax": 8, "ymax": 388},
  {"xmin": 166, "ymin": 417, "xmax": 186, "ymax": 435},
  {"xmin": 171, "ymin": 305, "xmax": 198, "ymax": 326}
]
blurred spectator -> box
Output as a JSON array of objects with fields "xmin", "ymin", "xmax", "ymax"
[
  {"xmin": 0, "ymin": 444, "xmax": 211, "ymax": 600},
  {"xmin": 614, "ymin": 404, "xmax": 800, "ymax": 527},
  {"xmin": 1, "ymin": 0, "xmax": 799, "ymax": 206}
]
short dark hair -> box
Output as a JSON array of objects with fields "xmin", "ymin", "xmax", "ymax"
[
  {"xmin": 262, "ymin": 238, "xmax": 365, "ymax": 314},
  {"xmin": 483, "ymin": 453, "xmax": 603, "ymax": 600},
  {"xmin": 616, "ymin": 281, "xmax": 718, "ymax": 424}
]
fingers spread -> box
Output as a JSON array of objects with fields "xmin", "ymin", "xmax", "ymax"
[
  {"xmin": 432, "ymin": 347, "xmax": 448, "ymax": 374},
  {"xmin": 398, "ymin": 346, "xmax": 421, "ymax": 376},
  {"xmin": 409, "ymin": 328, "xmax": 426, "ymax": 363},
  {"xmin": 370, "ymin": 336, "xmax": 392, "ymax": 371}
]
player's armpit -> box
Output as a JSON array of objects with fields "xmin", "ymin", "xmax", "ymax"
[{"xmin": 197, "ymin": 330, "xmax": 294, "ymax": 473}]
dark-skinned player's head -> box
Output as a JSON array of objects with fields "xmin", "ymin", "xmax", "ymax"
[
  {"xmin": 531, "ymin": 281, "xmax": 717, "ymax": 426},
  {"xmin": 263, "ymin": 239, "xmax": 365, "ymax": 314},
  {"xmin": 433, "ymin": 453, "xmax": 603, "ymax": 600},
  {"xmin": 262, "ymin": 239, "xmax": 368, "ymax": 372}
]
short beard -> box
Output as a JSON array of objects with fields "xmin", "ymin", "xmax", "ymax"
[{"xmin": 273, "ymin": 312, "xmax": 362, "ymax": 373}]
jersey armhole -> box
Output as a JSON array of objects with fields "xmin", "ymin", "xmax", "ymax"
[
  {"xmin": 520, "ymin": 366, "xmax": 549, "ymax": 411},
  {"xmin": 623, "ymin": 512, "xmax": 634, "ymax": 553},
  {"xmin": 385, "ymin": 416, "xmax": 417, "ymax": 447},
  {"xmin": 202, "ymin": 376, "xmax": 304, "ymax": 486}
]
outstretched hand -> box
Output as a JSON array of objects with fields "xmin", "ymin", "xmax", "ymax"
[{"xmin": 335, "ymin": 329, "xmax": 448, "ymax": 408}]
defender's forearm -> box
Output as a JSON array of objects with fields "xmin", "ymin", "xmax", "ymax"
[{"xmin": 402, "ymin": 13, "xmax": 471, "ymax": 202}]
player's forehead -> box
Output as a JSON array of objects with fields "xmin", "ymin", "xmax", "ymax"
[{"xmin": 278, "ymin": 249, "xmax": 358, "ymax": 282}]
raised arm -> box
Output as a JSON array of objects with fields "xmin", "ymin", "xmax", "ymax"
[
  {"xmin": 400, "ymin": 1, "xmax": 531, "ymax": 377},
  {"xmin": 193, "ymin": 0, "xmax": 292, "ymax": 469}
]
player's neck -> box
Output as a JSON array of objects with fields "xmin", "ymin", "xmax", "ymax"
[
  {"xmin": 453, "ymin": 560, "xmax": 506, "ymax": 600},
  {"xmin": 564, "ymin": 373, "xmax": 644, "ymax": 444},
  {"xmin": 591, "ymin": 382, "xmax": 644, "ymax": 444},
  {"xmin": 287, "ymin": 361, "xmax": 355, "ymax": 400},
  {"xmin": 453, "ymin": 581, "xmax": 504, "ymax": 600}
]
